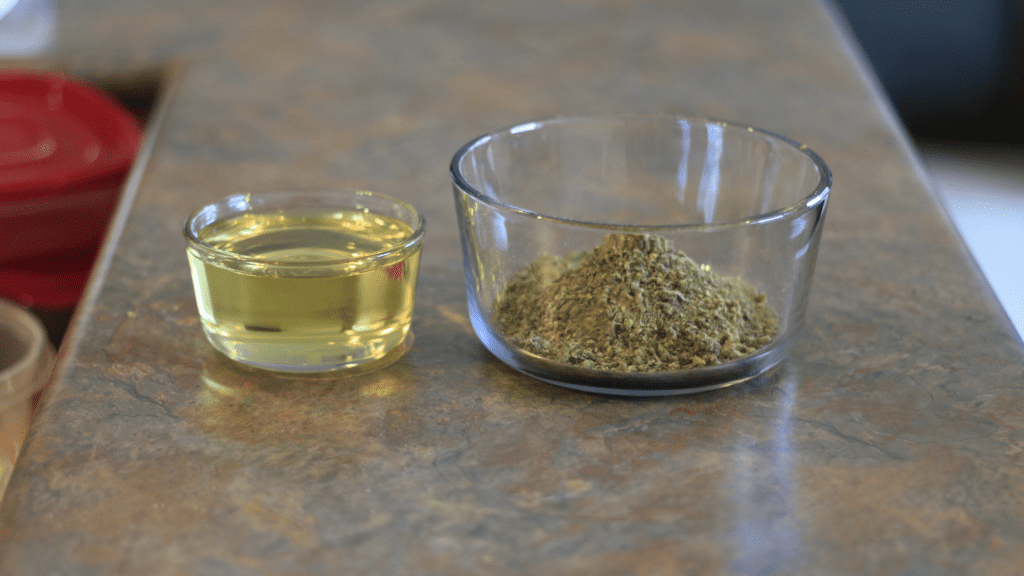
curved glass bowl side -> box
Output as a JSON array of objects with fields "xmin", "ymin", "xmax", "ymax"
[
  {"xmin": 467, "ymin": 290, "xmax": 793, "ymax": 396},
  {"xmin": 183, "ymin": 189, "xmax": 426, "ymax": 374},
  {"xmin": 184, "ymin": 190, "xmax": 426, "ymax": 271},
  {"xmin": 452, "ymin": 181, "xmax": 824, "ymax": 394},
  {"xmin": 451, "ymin": 116, "xmax": 831, "ymax": 229},
  {"xmin": 450, "ymin": 115, "xmax": 831, "ymax": 395}
]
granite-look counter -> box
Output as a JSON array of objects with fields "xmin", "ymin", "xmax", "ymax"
[{"xmin": 2, "ymin": 0, "xmax": 1023, "ymax": 574}]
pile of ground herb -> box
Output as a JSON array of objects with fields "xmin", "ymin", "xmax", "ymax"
[{"xmin": 493, "ymin": 233, "xmax": 777, "ymax": 372}]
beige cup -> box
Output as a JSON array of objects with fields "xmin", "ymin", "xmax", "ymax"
[{"xmin": 0, "ymin": 299, "xmax": 54, "ymax": 502}]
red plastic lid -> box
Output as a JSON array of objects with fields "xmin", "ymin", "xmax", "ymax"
[
  {"xmin": 0, "ymin": 71, "xmax": 142, "ymax": 202},
  {"xmin": 0, "ymin": 247, "xmax": 97, "ymax": 310}
]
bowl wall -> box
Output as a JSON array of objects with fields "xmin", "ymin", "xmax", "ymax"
[
  {"xmin": 451, "ymin": 116, "xmax": 831, "ymax": 394},
  {"xmin": 184, "ymin": 190, "xmax": 425, "ymax": 374}
]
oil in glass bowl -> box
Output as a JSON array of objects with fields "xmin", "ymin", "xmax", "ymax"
[{"xmin": 185, "ymin": 191, "xmax": 424, "ymax": 373}]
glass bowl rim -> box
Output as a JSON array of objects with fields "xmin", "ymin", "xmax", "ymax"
[
  {"xmin": 449, "ymin": 114, "xmax": 832, "ymax": 231},
  {"xmin": 183, "ymin": 189, "xmax": 426, "ymax": 268}
]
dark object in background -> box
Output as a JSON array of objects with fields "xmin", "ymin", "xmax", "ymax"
[{"xmin": 836, "ymin": 0, "xmax": 1024, "ymax": 143}]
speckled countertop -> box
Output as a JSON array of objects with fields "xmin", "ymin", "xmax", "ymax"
[{"xmin": 2, "ymin": 0, "xmax": 1023, "ymax": 574}]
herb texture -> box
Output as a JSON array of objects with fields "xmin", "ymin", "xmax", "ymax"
[{"xmin": 494, "ymin": 234, "xmax": 777, "ymax": 371}]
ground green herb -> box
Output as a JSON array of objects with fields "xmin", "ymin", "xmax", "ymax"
[{"xmin": 494, "ymin": 234, "xmax": 777, "ymax": 372}]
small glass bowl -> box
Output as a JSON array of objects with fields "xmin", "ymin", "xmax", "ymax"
[
  {"xmin": 184, "ymin": 190, "xmax": 425, "ymax": 373},
  {"xmin": 450, "ymin": 115, "xmax": 831, "ymax": 396}
]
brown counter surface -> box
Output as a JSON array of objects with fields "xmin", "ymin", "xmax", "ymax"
[{"xmin": 2, "ymin": 0, "xmax": 1023, "ymax": 574}]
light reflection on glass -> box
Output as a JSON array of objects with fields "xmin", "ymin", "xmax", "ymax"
[
  {"xmin": 790, "ymin": 213, "xmax": 808, "ymax": 239},
  {"xmin": 230, "ymin": 195, "xmax": 252, "ymax": 212},
  {"xmin": 792, "ymin": 242, "xmax": 809, "ymax": 262},
  {"xmin": 492, "ymin": 212, "xmax": 508, "ymax": 251},
  {"xmin": 760, "ymin": 142, "xmax": 781, "ymax": 216},
  {"xmin": 729, "ymin": 369, "xmax": 803, "ymax": 575},
  {"xmin": 509, "ymin": 122, "xmax": 540, "ymax": 135},
  {"xmin": 698, "ymin": 124, "xmax": 723, "ymax": 223},
  {"xmin": 485, "ymin": 142, "xmax": 499, "ymax": 199},
  {"xmin": 676, "ymin": 119, "xmax": 691, "ymax": 204}
]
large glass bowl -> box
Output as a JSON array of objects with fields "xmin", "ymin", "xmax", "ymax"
[{"xmin": 450, "ymin": 115, "xmax": 831, "ymax": 395}]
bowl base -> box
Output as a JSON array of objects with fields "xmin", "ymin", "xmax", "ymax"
[{"xmin": 470, "ymin": 304, "xmax": 790, "ymax": 396}]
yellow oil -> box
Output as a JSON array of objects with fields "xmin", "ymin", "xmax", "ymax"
[{"xmin": 187, "ymin": 210, "xmax": 421, "ymax": 371}]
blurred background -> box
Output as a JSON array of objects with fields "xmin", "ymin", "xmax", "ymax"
[
  {"xmin": 1, "ymin": 0, "xmax": 1021, "ymax": 341},
  {"xmin": 836, "ymin": 0, "xmax": 1024, "ymax": 340},
  {"xmin": 837, "ymin": 0, "xmax": 1022, "ymax": 143}
]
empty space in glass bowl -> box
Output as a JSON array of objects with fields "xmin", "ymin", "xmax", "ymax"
[{"xmin": 454, "ymin": 116, "xmax": 827, "ymax": 228}]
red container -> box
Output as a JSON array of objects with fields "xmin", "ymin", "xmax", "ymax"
[{"xmin": 0, "ymin": 71, "xmax": 142, "ymax": 309}]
